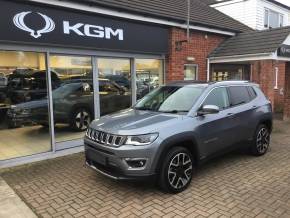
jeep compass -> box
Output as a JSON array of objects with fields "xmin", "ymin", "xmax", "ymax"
[{"xmin": 85, "ymin": 81, "xmax": 272, "ymax": 193}]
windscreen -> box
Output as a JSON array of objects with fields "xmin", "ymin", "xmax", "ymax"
[{"xmin": 135, "ymin": 86, "xmax": 205, "ymax": 113}]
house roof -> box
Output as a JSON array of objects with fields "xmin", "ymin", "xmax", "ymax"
[
  {"xmin": 65, "ymin": 0, "xmax": 252, "ymax": 33},
  {"xmin": 205, "ymin": 0, "xmax": 290, "ymax": 11},
  {"xmin": 209, "ymin": 26, "xmax": 290, "ymax": 57}
]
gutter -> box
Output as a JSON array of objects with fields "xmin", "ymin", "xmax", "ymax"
[{"xmin": 209, "ymin": 52, "xmax": 275, "ymax": 63}]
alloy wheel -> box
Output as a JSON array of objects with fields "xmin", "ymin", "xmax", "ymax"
[
  {"xmin": 168, "ymin": 152, "xmax": 193, "ymax": 189},
  {"xmin": 75, "ymin": 110, "xmax": 91, "ymax": 130},
  {"xmin": 256, "ymin": 127, "xmax": 270, "ymax": 154}
]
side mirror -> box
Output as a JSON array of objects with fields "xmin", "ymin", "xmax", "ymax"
[
  {"xmin": 197, "ymin": 105, "xmax": 220, "ymax": 116},
  {"xmin": 82, "ymin": 83, "xmax": 91, "ymax": 93}
]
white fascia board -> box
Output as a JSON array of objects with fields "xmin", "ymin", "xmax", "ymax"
[
  {"xmin": 210, "ymin": 0, "xmax": 246, "ymax": 7},
  {"xmin": 282, "ymin": 34, "xmax": 290, "ymax": 45},
  {"xmin": 209, "ymin": 52, "xmax": 275, "ymax": 63},
  {"xmin": 27, "ymin": 0, "xmax": 236, "ymax": 36}
]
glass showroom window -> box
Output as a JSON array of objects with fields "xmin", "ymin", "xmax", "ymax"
[
  {"xmin": 184, "ymin": 64, "xmax": 198, "ymax": 81},
  {"xmin": 0, "ymin": 51, "xmax": 51, "ymax": 160},
  {"xmin": 97, "ymin": 58, "xmax": 131, "ymax": 115},
  {"xmin": 50, "ymin": 55, "xmax": 93, "ymax": 143},
  {"xmin": 136, "ymin": 59, "xmax": 164, "ymax": 99}
]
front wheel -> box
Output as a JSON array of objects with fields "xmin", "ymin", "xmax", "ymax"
[
  {"xmin": 158, "ymin": 147, "xmax": 194, "ymax": 193},
  {"xmin": 250, "ymin": 124, "xmax": 270, "ymax": 156},
  {"xmin": 70, "ymin": 108, "xmax": 92, "ymax": 131}
]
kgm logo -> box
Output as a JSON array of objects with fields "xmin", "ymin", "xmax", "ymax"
[
  {"xmin": 13, "ymin": 11, "xmax": 124, "ymax": 41},
  {"xmin": 13, "ymin": 11, "xmax": 55, "ymax": 38}
]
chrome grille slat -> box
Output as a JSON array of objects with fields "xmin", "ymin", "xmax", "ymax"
[{"xmin": 86, "ymin": 128, "xmax": 124, "ymax": 147}]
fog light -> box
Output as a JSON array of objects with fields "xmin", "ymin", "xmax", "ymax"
[{"xmin": 125, "ymin": 158, "xmax": 147, "ymax": 169}]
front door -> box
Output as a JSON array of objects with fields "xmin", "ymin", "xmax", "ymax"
[{"xmin": 196, "ymin": 87, "xmax": 238, "ymax": 157}]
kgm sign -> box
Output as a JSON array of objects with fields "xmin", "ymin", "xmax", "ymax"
[
  {"xmin": 0, "ymin": 0, "xmax": 168, "ymax": 54},
  {"xmin": 278, "ymin": 45, "xmax": 290, "ymax": 58},
  {"xmin": 13, "ymin": 11, "xmax": 124, "ymax": 40}
]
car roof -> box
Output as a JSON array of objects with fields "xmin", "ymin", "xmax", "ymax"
[{"xmin": 166, "ymin": 80, "xmax": 258, "ymax": 87}]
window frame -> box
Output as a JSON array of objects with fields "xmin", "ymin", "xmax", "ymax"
[
  {"xmin": 198, "ymin": 85, "xmax": 257, "ymax": 114},
  {"xmin": 247, "ymin": 86, "xmax": 257, "ymax": 100},
  {"xmin": 227, "ymin": 85, "xmax": 254, "ymax": 108},
  {"xmin": 264, "ymin": 8, "xmax": 284, "ymax": 29},
  {"xmin": 200, "ymin": 86, "xmax": 231, "ymax": 111},
  {"xmin": 184, "ymin": 64, "xmax": 198, "ymax": 81}
]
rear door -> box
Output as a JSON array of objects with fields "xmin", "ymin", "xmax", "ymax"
[{"xmin": 227, "ymin": 86, "xmax": 256, "ymax": 143}]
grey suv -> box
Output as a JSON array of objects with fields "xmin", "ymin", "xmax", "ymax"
[{"xmin": 85, "ymin": 81, "xmax": 272, "ymax": 193}]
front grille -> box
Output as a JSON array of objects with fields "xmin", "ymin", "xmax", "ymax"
[{"xmin": 86, "ymin": 128, "xmax": 126, "ymax": 147}]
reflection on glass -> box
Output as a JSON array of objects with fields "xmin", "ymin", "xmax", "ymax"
[
  {"xmin": 0, "ymin": 51, "xmax": 51, "ymax": 160},
  {"xmin": 98, "ymin": 58, "xmax": 131, "ymax": 116},
  {"xmin": 184, "ymin": 65, "xmax": 198, "ymax": 81},
  {"xmin": 50, "ymin": 55, "xmax": 93, "ymax": 143},
  {"xmin": 135, "ymin": 86, "xmax": 204, "ymax": 113},
  {"xmin": 136, "ymin": 59, "xmax": 163, "ymax": 99}
]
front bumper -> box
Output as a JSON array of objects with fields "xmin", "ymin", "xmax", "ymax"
[
  {"xmin": 6, "ymin": 111, "xmax": 32, "ymax": 126},
  {"xmin": 84, "ymin": 137, "xmax": 160, "ymax": 180}
]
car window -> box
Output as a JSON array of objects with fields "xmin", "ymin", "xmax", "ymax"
[
  {"xmin": 99, "ymin": 81, "xmax": 119, "ymax": 93},
  {"xmin": 247, "ymin": 86, "xmax": 257, "ymax": 100},
  {"xmin": 228, "ymin": 86, "xmax": 251, "ymax": 106},
  {"xmin": 203, "ymin": 87, "xmax": 230, "ymax": 110}
]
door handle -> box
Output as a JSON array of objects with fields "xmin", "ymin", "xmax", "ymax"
[
  {"xmin": 252, "ymin": 105, "xmax": 257, "ymax": 109},
  {"xmin": 227, "ymin": 113, "xmax": 235, "ymax": 118}
]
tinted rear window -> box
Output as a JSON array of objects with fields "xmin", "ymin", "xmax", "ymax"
[
  {"xmin": 228, "ymin": 86, "xmax": 251, "ymax": 106},
  {"xmin": 247, "ymin": 86, "xmax": 257, "ymax": 100}
]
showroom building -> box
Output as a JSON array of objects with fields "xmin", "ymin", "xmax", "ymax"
[{"xmin": 1, "ymin": 0, "xmax": 290, "ymax": 167}]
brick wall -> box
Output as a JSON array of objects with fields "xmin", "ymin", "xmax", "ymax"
[
  {"xmin": 166, "ymin": 27, "xmax": 226, "ymax": 82},
  {"xmin": 251, "ymin": 60, "xmax": 286, "ymax": 113},
  {"xmin": 284, "ymin": 63, "xmax": 290, "ymax": 119}
]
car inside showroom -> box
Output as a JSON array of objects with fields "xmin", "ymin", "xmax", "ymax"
[
  {"xmin": 0, "ymin": 51, "xmax": 164, "ymax": 161},
  {"xmin": 0, "ymin": 0, "xmax": 167, "ymax": 163}
]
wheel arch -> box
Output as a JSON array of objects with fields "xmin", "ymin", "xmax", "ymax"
[
  {"xmin": 153, "ymin": 132, "xmax": 200, "ymax": 174},
  {"xmin": 258, "ymin": 118, "xmax": 273, "ymax": 133},
  {"xmin": 69, "ymin": 103, "xmax": 93, "ymax": 119}
]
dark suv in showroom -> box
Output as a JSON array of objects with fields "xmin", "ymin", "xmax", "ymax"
[
  {"xmin": 85, "ymin": 81, "xmax": 272, "ymax": 193},
  {"xmin": 7, "ymin": 79, "xmax": 131, "ymax": 130}
]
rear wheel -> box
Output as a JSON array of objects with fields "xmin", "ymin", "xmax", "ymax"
[
  {"xmin": 158, "ymin": 147, "xmax": 194, "ymax": 193},
  {"xmin": 250, "ymin": 124, "xmax": 270, "ymax": 156},
  {"xmin": 70, "ymin": 108, "xmax": 92, "ymax": 131}
]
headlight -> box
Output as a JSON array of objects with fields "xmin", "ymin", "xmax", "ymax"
[
  {"xmin": 21, "ymin": 108, "xmax": 31, "ymax": 114},
  {"xmin": 125, "ymin": 133, "xmax": 158, "ymax": 146},
  {"xmin": 10, "ymin": 106, "xmax": 31, "ymax": 115}
]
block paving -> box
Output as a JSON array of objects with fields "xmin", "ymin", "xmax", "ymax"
[{"xmin": 1, "ymin": 121, "xmax": 290, "ymax": 218}]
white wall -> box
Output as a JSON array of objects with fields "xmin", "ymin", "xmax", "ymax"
[
  {"xmin": 212, "ymin": 0, "xmax": 258, "ymax": 29},
  {"xmin": 212, "ymin": 0, "xmax": 290, "ymax": 30},
  {"xmin": 256, "ymin": 0, "xmax": 289, "ymax": 30}
]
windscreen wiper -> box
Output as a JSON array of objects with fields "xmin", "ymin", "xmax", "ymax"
[
  {"xmin": 159, "ymin": 110, "xmax": 188, "ymax": 114},
  {"xmin": 135, "ymin": 107, "xmax": 154, "ymax": 111}
]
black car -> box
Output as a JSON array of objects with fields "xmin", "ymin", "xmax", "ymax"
[
  {"xmin": 105, "ymin": 75, "xmax": 130, "ymax": 89},
  {"xmin": 7, "ymin": 79, "xmax": 131, "ymax": 130},
  {"xmin": 7, "ymin": 69, "xmax": 61, "ymax": 104}
]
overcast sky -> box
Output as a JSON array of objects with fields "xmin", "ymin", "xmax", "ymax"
[{"xmin": 275, "ymin": 0, "xmax": 290, "ymax": 7}]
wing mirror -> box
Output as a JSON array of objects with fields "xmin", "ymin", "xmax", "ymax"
[
  {"xmin": 82, "ymin": 83, "xmax": 91, "ymax": 93},
  {"xmin": 197, "ymin": 105, "xmax": 220, "ymax": 116}
]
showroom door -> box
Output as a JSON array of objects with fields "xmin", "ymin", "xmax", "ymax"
[{"xmin": 49, "ymin": 54, "xmax": 94, "ymax": 150}]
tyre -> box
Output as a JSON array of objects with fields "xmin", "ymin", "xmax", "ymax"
[
  {"xmin": 39, "ymin": 122, "xmax": 49, "ymax": 128},
  {"xmin": 158, "ymin": 147, "xmax": 194, "ymax": 193},
  {"xmin": 250, "ymin": 124, "xmax": 270, "ymax": 156},
  {"xmin": 70, "ymin": 108, "xmax": 92, "ymax": 131}
]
